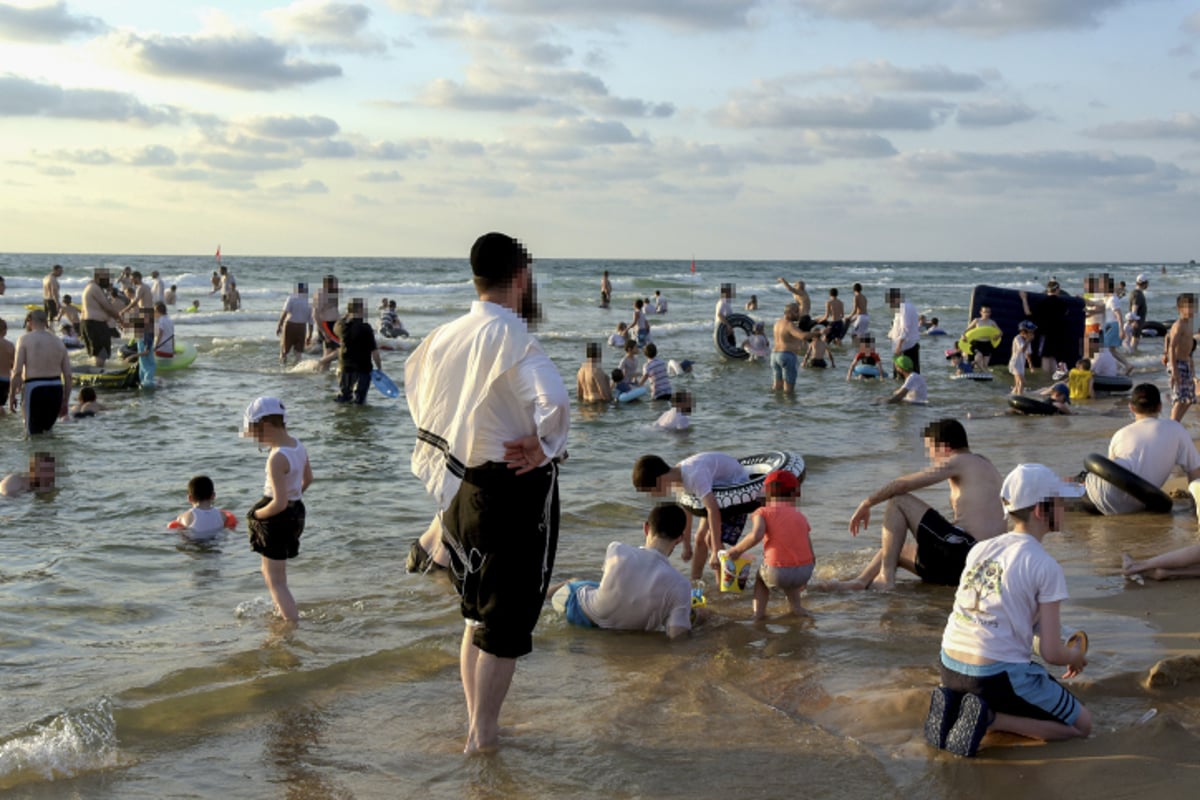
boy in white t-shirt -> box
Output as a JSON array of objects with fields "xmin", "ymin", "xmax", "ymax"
[
  {"xmin": 882, "ymin": 355, "xmax": 927, "ymax": 404},
  {"xmin": 925, "ymin": 463, "xmax": 1091, "ymax": 757},
  {"xmin": 633, "ymin": 451, "xmax": 751, "ymax": 581},
  {"xmin": 549, "ymin": 503, "xmax": 696, "ymax": 639}
]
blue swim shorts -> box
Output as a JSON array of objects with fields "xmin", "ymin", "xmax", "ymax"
[
  {"xmin": 552, "ymin": 580, "xmax": 599, "ymax": 628},
  {"xmin": 771, "ymin": 351, "xmax": 799, "ymax": 386}
]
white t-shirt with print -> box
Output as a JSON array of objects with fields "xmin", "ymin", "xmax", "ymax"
[{"xmin": 576, "ymin": 542, "xmax": 692, "ymax": 633}]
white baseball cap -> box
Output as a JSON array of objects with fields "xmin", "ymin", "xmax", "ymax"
[
  {"xmin": 242, "ymin": 396, "xmax": 287, "ymax": 433},
  {"xmin": 1136, "ymin": 273, "xmax": 1148, "ymax": 285},
  {"xmin": 1001, "ymin": 463, "xmax": 1085, "ymax": 511}
]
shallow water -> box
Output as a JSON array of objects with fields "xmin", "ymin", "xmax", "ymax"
[{"xmin": 2, "ymin": 254, "xmax": 1199, "ymax": 797}]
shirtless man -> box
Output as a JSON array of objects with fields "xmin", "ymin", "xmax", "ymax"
[
  {"xmin": 10, "ymin": 310, "xmax": 72, "ymax": 435},
  {"xmin": 42, "ymin": 264, "xmax": 63, "ymax": 321},
  {"xmin": 121, "ymin": 272, "xmax": 155, "ymax": 351},
  {"xmin": 777, "ymin": 277, "xmax": 811, "ymax": 317},
  {"xmin": 820, "ymin": 418, "xmax": 1006, "ymax": 591},
  {"xmin": 846, "ymin": 283, "xmax": 870, "ymax": 344},
  {"xmin": 0, "ymin": 452, "xmax": 56, "ymax": 497},
  {"xmin": 81, "ymin": 268, "xmax": 125, "ymax": 367},
  {"xmin": 771, "ymin": 302, "xmax": 813, "ymax": 393},
  {"xmin": 600, "ymin": 270, "xmax": 612, "ymax": 308},
  {"xmin": 58, "ymin": 295, "xmax": 81, "ymax": 329},
  {"xmin": 817, "ymin": 287, "xmax": 846, "ymax": 344}
]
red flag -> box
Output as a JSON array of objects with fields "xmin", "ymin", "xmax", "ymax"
[
  {"xmin": 690, "ymin": 257, "xmax": 695, "ymax": 274},
  {"xmin": 215, "ymin": 244, "xmax": 222, "ymax": 264}
]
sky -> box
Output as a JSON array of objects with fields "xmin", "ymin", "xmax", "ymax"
[{"xmin": 1, "ymin": 0, "xmax": 1199, "ymax": 261}]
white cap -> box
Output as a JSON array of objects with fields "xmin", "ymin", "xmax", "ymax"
[
  {"xmin": 1001, "ymin": 463, "xmax": 1085, "ymax": 511},
  {"xmin": 1136, "ymin": 273, "xmax": 1148, "ymax": 285},
  {"xmin": 242, "ymin": 396, "xmax": 287, "ymax": 432}
]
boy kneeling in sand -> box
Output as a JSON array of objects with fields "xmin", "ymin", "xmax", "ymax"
[
  {"xmin": 549, "ymin": 503, "xmax": 698, "ymax": 639},
  {"xmin": 926, "ymin": 463, "xmax": 1091, "ymax": 757}
]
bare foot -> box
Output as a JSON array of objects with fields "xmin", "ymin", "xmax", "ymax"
[
  {"xmin": 1122, "ymin": 552, "xmax": 1145, "ymax": 584},
  {"xmin": 868, "ymin": 575, "xmax": 896, "ymax": 591}
]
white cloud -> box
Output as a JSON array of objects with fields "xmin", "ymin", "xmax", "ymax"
[
  {"xmin": 269, "ymin": 179, "xmax": 329, "ymax": 194},
  {"xmin": 538, "ymin": 117, "xmax": 638, "ymax": 145},
  {"xmin": 359, "ymin": 169, "xmax": 403, "ymax": 182},
  {"xmin": 801, "ymin": 130, "xmax": 897, "ymax": 158},
  {"xmin": 0, "ymin": 1, "xmax": 104, "ymax": 42},
  {"xmin": 491, "ymin": 0, "xmax": 761, "ymax": 30},
  {"xmin": 0, "ymin": 75, "xmax": 181, "ymax": 125},
  {"xmin": 716, "ymin": 90, "xmax": 954, "ymax": 130},
  {"xmin": 267, "ymin": 0, "xmax": 387, "ymax": 53},
  {"xmin": 199, "ymin": 152, "xmax": 304, "ymax": 171},
  {"xmin": 803, "ymin": 61, "xmax": 991, "ymax": 92},
  {"xmin": 246, "ymin": 114, "xmax": 341, "ymax": 138},
  {"xmin": 899, "ymin": 148, "xmax": 1186, "ymax": 194},
  {"xmin": 128, "ymin": 145, "xmax": 178, "ymax": 166},
  {"xmin": 955, "ymin": 99, "xmax": 1037, "ymax": 127},
  {"xmin": 1183, "ymin": 11, "xmax": 1200, "ymax": 35},
  {"xmin": 117, "ymin": 31, "xmax": 343, "ymax": 90},
  {"xmin": 1084, "ymin": 113, "xmax": 1200, "ymax": 140},
  {"xmin": 416, "ymin": 67, "xmax": 675, "ymax": 118},
  {"xmin": 792, "ymin": 0, "xmax": 1133, "ymax": 35}
]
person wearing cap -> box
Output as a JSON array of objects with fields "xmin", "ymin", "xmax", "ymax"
[
  {"xmin": 927, "ymin": 463, "xmax": 1091, "ymax": 757},
  {"xmin": 547, "ymin": 502, "xmax": 695, "ymax": 638},
  {"xmin": 1085, "ymin": 383, "xmax": 1200, "ymax": 514},
  {"xmin": 406, "ymin": 232, "xmax": 569, "ymax": 754},
  {"xmin": 886, "ymin": 288, "xmax": 920, "ymax": 376},
  {"xmin": 1008, "ymin": 320, "xmax": 1037, "ymax": 395},
  {"xmin": 333, "ymin": 298, "xmax": 381, "ymax": 404},
  {"xmin": 819, "ymin": 419, "xmax": 1005, "ymax": 592},
  {"xmin": 881, "ymin": 354, "xmax": 926, "ymax": 404},
  {"xmin": 667, "ymin": 358, "xmax": 693, "ymax": 377},
  {"xmin": 1127, "ymin": 274, "xmax": 1149, "ymax": 351},
  {"xmin": 722, "ymin": 468, "xmax": 815, "ymax": 620},
  {"xmin": 42, "ymin": 264, "xmax": 63, "ymax": 322},
  {"xmin": 242, "ymin": 397, "xmax": 312, "ymax": 624},
  {"xmin": 9, "ymin": 310, "xmax": 72, "ymax": 435}
]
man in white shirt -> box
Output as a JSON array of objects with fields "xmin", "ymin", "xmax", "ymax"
[
  {"xmin": 276, "ymin": 282, "xmax": 312, "ymax": 365},
  {"xmin": 406, "ymin": 232, "xmax": 569, "ymax": 755},
  {"xmin": 887, "ymin": 287, "xmax": 921, "ymax": 375},
  {"xmin": 149, "ymin": 271, "xmax": 166, "ymax": 305},
  {"xmin": 549, "ymin": 503, "xmax": 694, "ymax": 639},
  {"xmin": 1085, "ymin": 383, "xmax": 1200, "ymax": 514}
]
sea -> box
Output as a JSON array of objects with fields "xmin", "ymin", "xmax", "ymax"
[{"xmin": 1, "ymin": 253, "xmax": 1198, "ymax": 798}]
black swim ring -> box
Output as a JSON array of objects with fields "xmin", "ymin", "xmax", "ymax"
[
  {"xmin": 679, "ymin": 451, "xmax": 806, "ymax": 517},
  {"xmin": 1140, "ymin": 320, "xmax": 1168, "ymax": 337},
  {"xmin": 1008, "ymin": 395, "xmax": 1060, "ymax": 416},
  {"xmin": 715, "ymin": 313, "xmax": 756, "ymax": 360},
  {"xmin": 1083, "ymin": 453, "xmax": 1173, "ymax": 513},
  {"xmin": 1092, "ymin": 375, "xmax": 1133, "ymax": 394}
]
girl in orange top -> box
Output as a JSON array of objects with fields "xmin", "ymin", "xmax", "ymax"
[{"xmin": 723, "ymin": 469, "xmax": 815, "ymax": 620}]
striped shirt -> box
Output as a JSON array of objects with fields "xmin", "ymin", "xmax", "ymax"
[{"xmin": 641, "ymin": 357, "xmax": 671, "ymax": 399}]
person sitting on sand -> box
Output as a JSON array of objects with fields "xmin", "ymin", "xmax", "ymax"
[
  {"xmin": 818, "ymin": 419, "xmax": 1006, "ymax": 592},
  {"xmin": 1123, "ymin": 537, "xmax": 1200, "ymax": 582},
  {"xmin": 0, "ymin": 452, "xmax": 57, "ymax": 497},
  {"xmin": 926, "ymin": 463, "xmax": 1090, "ymax": 757},
  {"xmin": 1083, "ymin": 383, "xmax": 1200, "ymax": 515},
  {"xmin": 633, "ymin": 452, "xmax": 750, "ymax": 582},
  {"xmin": 721, "ymin": 469, "xmax": 815, "ymax": 621},
  {"xmin": 548, "ymin": 503, "xmax": 698, "ymax": 638}
]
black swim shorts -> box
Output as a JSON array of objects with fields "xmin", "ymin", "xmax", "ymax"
[
  {"xmin": 443, "ymin": 461, "xmax": 560, "ymax": 660},
  {"xmin": 82, "ymin": 319, "xmax": 112, "ymax": 359},
  {"xmin": 0, "ymin": 379, "xmax": 9, "ymax": 405},
  {"xmin": 913, "ymin": 508, "xmax": 976, "ymax": 586},
  {"xmin": 248, "ymin": 496, "xmax": 305, "ymax": 560},
  {"xmin": 23, "ymin": 379, "xmax": 63, "ymax": 435}
]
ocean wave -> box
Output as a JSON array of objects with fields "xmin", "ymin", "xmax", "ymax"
[{"xmin": 0, "ymin": 697, "xmax": 120, "ymax": 787}]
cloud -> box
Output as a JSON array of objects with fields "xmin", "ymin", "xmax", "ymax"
[
  {"xmin": 39, "ymin": 144, "xmax": 178, "ymax": 167},
  {"xmin": 267, "ymin": 0, "xmax": 386, "ymax": 53},
  {"xmin": 1084, "ymin": 113, "xmax": 1200, "ymax": 140},
  {"xmin": 419, "ymin": 77, "xmax": 576, "ymax": 114},
  {"xmin": 246, "ymin": 114, "xmax": 340, "ymax": 138},
  {"xmin": 793, "ymin": 1, "xmax": 1133, "ymax": 35},
  {"xmin": 38, "ymin": 164, "xmax": 74, "ymax": 176},
  {"xmin": 1184, "ymin": 11, "xmax": 1200, "ymax": 35},
  {"xmin": 117, "ymin": 31, "xmax": 342, "ymax": 90},
  {"xmin": 360, "ymin": 140, "xmax": 415, "ymax": 160},
  {"xmin": 955, "ymin": 99, "xmax": 1037, "ymax": 127},
  {"xmin": 801, "ymin": 130, "xmax": 898, "ymax": 158},
  {"xmin": 49, "ymin": 148, "xmax": 114, "ymax": 165},
  {"xmin": 128, "ymin": 145, "xmax": 178, "ymax": 166},
  {"xmin": 716, "ymin": 90, "xmax": 954, "ymax": 130},
  {"xmin": 269, "ymin": 179, "xmax": 329, "ymax": 194},
  {"xmin": 0, "ymin": 75, "xmax": 181, "ymax": 124},
  {"xmin": 359, "ymin": 169, "xmax": 403, "ymax": 182},
  {"xmin": 899, "ymin": 148, "xmax": 1186, "ymax": 193},
  {"xmin": 804, "ymin": 61, "xmax": 990, "ymax": 92},
  {"xmin": 538, "ymin": 118, "xmax": 638, "ymax": 145},
  {"xmin": 490, "ymin": 0, "xmax": 760, "ymax": 30},
  {"xmin": 0, "ymin": 1, "xmax": 104, "ymax": 42},
  {"xmin": 199, "ymin": 152, "xmax": 304, "ymax": 171}
]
